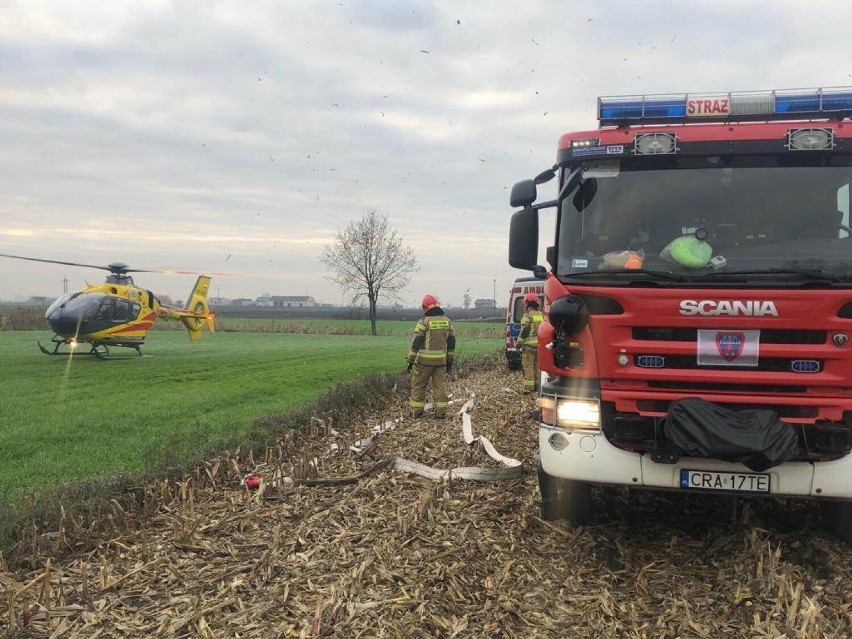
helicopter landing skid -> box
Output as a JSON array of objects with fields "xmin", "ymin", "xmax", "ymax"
[
  {"xmin": 37, "ymin": 338, "xmax": 96, "ymax": 356},
  {"xmin": 92, "ymin": 343, "xmax": 144, "ymax": 359},
  {"xmin": 37, "ymin": 338, "xmax": 144, "ymax": 359}
]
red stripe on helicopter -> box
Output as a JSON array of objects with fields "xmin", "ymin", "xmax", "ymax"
[{"xmin": 112, "ymin": 321, "xmax": 154, "ymax": 334}]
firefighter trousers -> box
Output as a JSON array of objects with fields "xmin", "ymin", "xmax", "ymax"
[
  {"xmin": 409, "ymin": 362, "xmax": 448, "ymax": 416},
  {"xmin": 521, "ymin": 346, "xmax": 539, "ymax": 393}
]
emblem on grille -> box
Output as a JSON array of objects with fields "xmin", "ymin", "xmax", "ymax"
[
  {"xmin": 833, "ymin": 333, "xmax": 849, "ymax": 347},
  {"xmin": 716, "ymin": 332, "xmax": 745, "ymax": 362}
]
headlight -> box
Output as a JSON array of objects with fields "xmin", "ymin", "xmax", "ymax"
[
  {"xmin": 536, "ymin": 397, "xmax": 601, "ymax": 431},
  {"xmin": 556, "ymin": 399, "xmax": 600, "ymax": 431}
]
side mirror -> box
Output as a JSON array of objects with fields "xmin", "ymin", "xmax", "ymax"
[
  {"xmin": 509, "ymin": 207, "xmax": 540, "ymax": 271},
  {"xmin": 510, "ymin": 179, "xmax": 537, "ymax": 208},
  {"xmin": 534, "ymin": 168, "xmax": 556, "ymax": 185}
]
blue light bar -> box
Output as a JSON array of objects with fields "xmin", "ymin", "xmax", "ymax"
[
  {"xmin": 600, "ymin": 97, "xmax": 685, "ymax": 121},
  {"xmin": 597, "ymin": 87, "xmax": 852, "ymax": 126}
]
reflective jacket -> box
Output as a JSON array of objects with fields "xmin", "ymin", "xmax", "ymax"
[
  {"xmin": 519, "ymin": 309, "xmax": 543, "ymax": 348},
  {"xmin": 407, "ymin": 307, "xmax": 456, "ymax": 366}
]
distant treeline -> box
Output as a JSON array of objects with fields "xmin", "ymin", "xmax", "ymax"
[
  {"xmin": 211, "ymin": 318, "xmax": 502, "ymax": 338},
  {"xmin": 0, "ymin": 306, "xmax": 47, "ymax": 330}
]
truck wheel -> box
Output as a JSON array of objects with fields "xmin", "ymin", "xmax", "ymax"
[
  {"xmin": 538, "ymin": 465, "xmax": 591, "ymax": 524},
  {"xmin": 825, "ymin": 501, "xmax": 852, "ymax": 543}
]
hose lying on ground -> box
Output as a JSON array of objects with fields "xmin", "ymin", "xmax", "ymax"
[{"xmin": 241, "ymin": 390, "xmax": 522, "ymax": 491}]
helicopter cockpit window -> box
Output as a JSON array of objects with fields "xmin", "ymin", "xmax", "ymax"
[
  {"xmin": 54, "ymin": 292, "xmax": 104, "ymax": 321},
  {"xmin": 114, "ymin": 299, "xmax": 136, "ymax": 321},
  {"xmin": 95, "ymin": 298, "xmax": 116, "ymax": 321},
  {"xmin": 45, "ymin": 293, "xmax": 74, "ymax": 317}
]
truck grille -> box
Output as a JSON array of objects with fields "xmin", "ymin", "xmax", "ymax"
[
  {"xmin": 634, "ymin": 354, "xmax": 823, "ymax": 373},
  {"xmin": 646, "ymin": 380, "xmax": 807, "ymax": 394},
  {"xmin": 632, "ymin": 327, "xmax": 826, "ymax": 344}
]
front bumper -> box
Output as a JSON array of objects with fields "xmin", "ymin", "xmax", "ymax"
[{"xmin": 539, "ymin": 425, "xmax": 852, "ymax": 499}]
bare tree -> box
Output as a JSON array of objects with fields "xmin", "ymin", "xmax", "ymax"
[
  {"xmin": 463, "ymin": 289, "xmax": 472, "ymax": 310},
  {"xmin": 321, "ymin": 209, "xmax": 418, "ymax": 336}
]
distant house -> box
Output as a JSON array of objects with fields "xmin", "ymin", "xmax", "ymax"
[
  {"xmin": 474, "ymin": 298, "xmax": 497, "ymax": 309},
  {"xmin": 271, "ymin": 295, "xmax": 316, "ymax": 308},
  {"xmin": 209, "ymin": 297, "xmax": 230, "ymax": 306},
  {"xmin": 255, "ymin": 295, "xmax": 274, "ymax": 307},
  {"xmin": 231, "ymin": 298, "xmax": 254, "ymax": 306}
]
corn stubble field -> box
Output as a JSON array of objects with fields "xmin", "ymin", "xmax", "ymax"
[{"xmin": 1, "ymin": 356, "xmax": 851, "ymax": 638}]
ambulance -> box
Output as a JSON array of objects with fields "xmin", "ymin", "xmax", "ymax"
[{"xmin": 504, "ymin": 276, "xmax": 544, "ymax": 369}]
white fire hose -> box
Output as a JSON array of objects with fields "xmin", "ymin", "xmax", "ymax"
[{"xmin": 241, "ymin": 391, "xmax": 522, "ymax": 491}]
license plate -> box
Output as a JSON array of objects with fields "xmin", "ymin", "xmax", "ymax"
[{"xmin": 680, "ymin": 469, "xmax": 770, "ymax": 493}]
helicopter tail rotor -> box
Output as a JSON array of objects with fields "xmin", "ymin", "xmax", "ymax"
[{"xmin": 181, "ymin": 276, "xmax": 215, "ymax": 339}]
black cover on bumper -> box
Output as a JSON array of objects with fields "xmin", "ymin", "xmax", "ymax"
[{"xmin": 663, "ymin": 398, "xmax": 799, "ymax": 472}]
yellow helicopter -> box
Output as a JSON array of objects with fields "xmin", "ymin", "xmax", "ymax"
[{"xmin": 0, "ymin": 253, "xmax": 217, "ymax": 358}]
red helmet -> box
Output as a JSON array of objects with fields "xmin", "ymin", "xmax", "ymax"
[
  {"xmin": 421, "ymin": 294, "xmax": 439, "ymax": 311},
  {"xmin": 524, "ymin": 292, "xmax": 539, "ymax": 305}
]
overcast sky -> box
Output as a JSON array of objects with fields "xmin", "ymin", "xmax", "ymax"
[{"xmin": 1, "ymin": 0, "xmax": 851, "ymax": 306}]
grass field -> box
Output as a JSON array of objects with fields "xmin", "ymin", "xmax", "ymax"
[
  {"xmin": 212, "ymin": 317, "xmax": 503, "ymax": 337},
  {"xmin": 0, "ymin": 328, "xmax": 502, "ymax": 498}
]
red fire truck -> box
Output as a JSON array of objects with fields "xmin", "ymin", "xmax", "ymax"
[{"xmin": 509, "ymin": 87, "xmax": 852, "ymax": 539}]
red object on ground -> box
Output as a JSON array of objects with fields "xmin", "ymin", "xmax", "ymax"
[{"xmin": 242, "ymin": 473, "xmax": 262, "ymax": 490}]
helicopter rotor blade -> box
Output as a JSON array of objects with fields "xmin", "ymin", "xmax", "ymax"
[
  {"xmin": 0, "ymin": 253, "xmax": 238, "ymax": 277},
  {"xmin": 125, "ymin": 268, "xmax": 205, "ymax": 274},
  {"xmin": 125, "ymin": 268, "xmax": 239, "ymax": 277},
  {"xmin": 0, "ymin": 253, "xmax": 111, "ymax": 271}
]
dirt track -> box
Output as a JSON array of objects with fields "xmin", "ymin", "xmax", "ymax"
[{"xmin": 2, "ymin": 364, "xmax": 851, "ymax": 638}]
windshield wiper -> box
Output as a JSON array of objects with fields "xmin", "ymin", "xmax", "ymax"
[
  {"xmin": 566, "ymin": 269, "xmax": 687, "ymax": 282},
  {"xmin": 698, "ymin": 268, "xmax": 842, "ymax": 283}
]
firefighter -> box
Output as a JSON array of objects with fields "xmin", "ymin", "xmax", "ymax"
[
  {"xmin": 519, "ymin": 292, "xmax": 544, "ymax": 393},
  {"xmin": 406, "ymin": 294, "xmax": 456, "ymax": 418}
]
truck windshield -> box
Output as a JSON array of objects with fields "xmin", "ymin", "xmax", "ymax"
[{"xmin": 557, "ymin": 157, "xmax": 852, "ymax": 282}]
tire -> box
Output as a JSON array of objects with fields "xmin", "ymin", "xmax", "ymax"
[
  {"xmin": 824, "ymin": 501, "xmax": 852, "ymax": 543},
  {"xmin": 538, "ymin": 465, "xmax": 591, "ymax": 524}
]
